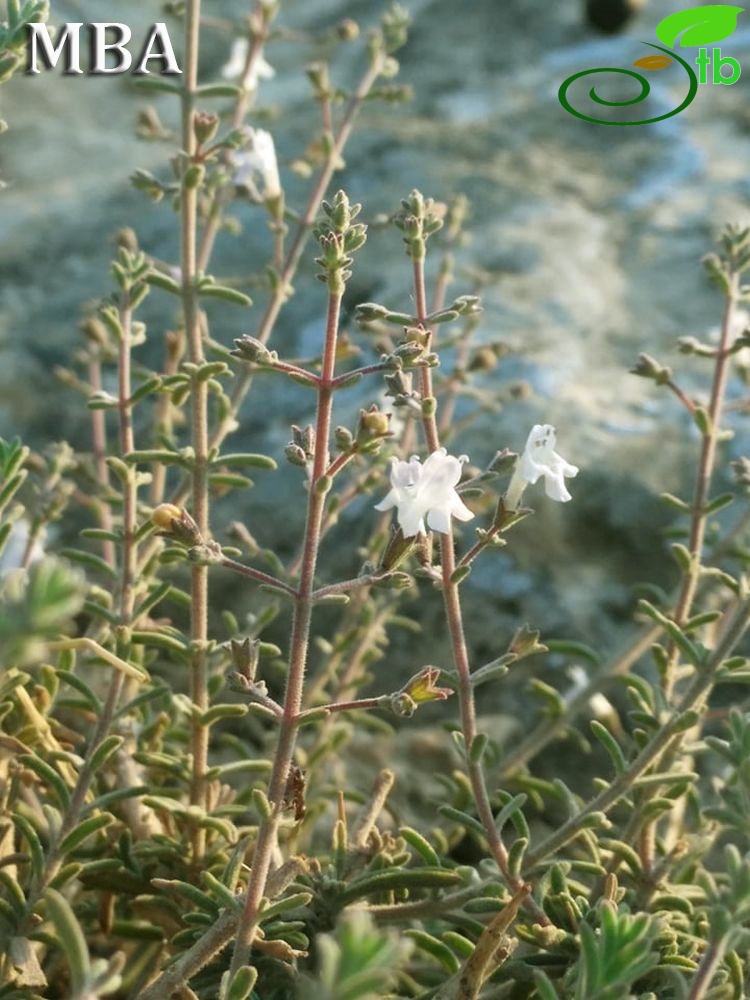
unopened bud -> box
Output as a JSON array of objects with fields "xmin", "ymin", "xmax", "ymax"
[
  {"xmin": 355, "ymin": 302, "xmax": 389, "ymax": 323},
  {"xmin": 337, "ymin": 17, "xmax": 360, "ymax": 40},
  {"xmin": 231, "ymin": 335, "xmax": 274, "ymax": 365},
  {"xmin": 630, "ymin": 353, "xmax": 672, "ymax": 385},
  {"xmin": 193, "ymin": 111, "xmax": 219, "ymax": 145},
  {"xmin": 285, "ymin": 444, "xmax": 308, "ymax": 467},
  {"xmin": 357, "ymin": 406, "xmax": 391, "ymax": 440}
]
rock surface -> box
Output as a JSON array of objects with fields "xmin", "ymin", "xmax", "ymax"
[{"xmin": 2, "ymin": 0, "xmax": 749, "ymax": 693}]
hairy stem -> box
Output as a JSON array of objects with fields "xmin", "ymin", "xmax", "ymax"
[
  {"xmin": 412, "ymin": 253, "xmax": 547, "ymax": 926},
  {"xmin": 227, "ymin": 284, "xmax": 343, "ymax": 975},
  {"xmin": 686, "ymin": 936, "xmax": 728, "ymax": 1000},
  {"xmin": 88, "ymin": 354, "xmax": 116, "ymax": 569},
  {"xmin": 181, "ymin": 0, "xmax": 210, "ymax": 858},
  {"xmin": 665, "ymin": 273, "xmax": 738, "ymax": 698}
]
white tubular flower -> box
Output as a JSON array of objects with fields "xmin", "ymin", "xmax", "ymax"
[
  {"xmin": 374, "ymin": 448, "xmax": 474, "ymax": 538},
  {"xmin": 233, "ymin": 128, "xmax": 281, "ymax": 200},
  {"xmin": 221, "ymin": 38, "xmax": 275, "ymax": 91},
  {"xmin": 505, "ymin": 424, "xmax": 578, "ymax": 510}
]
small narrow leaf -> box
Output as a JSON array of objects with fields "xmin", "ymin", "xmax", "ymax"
[{"xmin": 45, "ymin": 888, "xmax": 90, "ymax": 995}]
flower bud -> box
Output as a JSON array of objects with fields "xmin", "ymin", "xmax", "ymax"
[
  {"xmin": 337, "ymin": 17, "xmax": 360, "ymax": 40},
  {"xmin": 193, "ymin": 111, "xmax": 220, "ymax": 145},
  {"xmin": 285, "ymin": 444, "xmax": 308, "ymax": 467},
  {"xmin": 151, "ymin": 505, "xmax": 203, "ymax": 546},
  {"xmin": 335, "ymin": 426, "xmax": 354, "ymax": 451},
  {"xmin": 231, "ymin": 336, "xmax": 274, "ymax": 365},
  {"xmin": 357, "ymin": 406, "xmax": 391, "ymax": 440},
  {"xmin": 354, "ymin": 302, "xmax": 390, "ymax": 323},
  {"xmin": 630, "ymin": 352, "xmax": 672, "ymax": 385}
]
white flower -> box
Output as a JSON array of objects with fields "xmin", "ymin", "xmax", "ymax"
[
  {"xmin": 505, "ymin": 424, "xmax": 578, "ymax": 509},
  {"xmin": 0, "ymin": 520, "xmax": 45, "ymax": 578},
  {"xmin": 221, "ymin": 38, "xmax": 275, "ymax": 91},
  {"xmin": 374, "ymin": 448, "xmax": 474, "ymax": 538},
  {"xmin": 233, "ymin": 128, "xmax": 281, "ymax": 200}
]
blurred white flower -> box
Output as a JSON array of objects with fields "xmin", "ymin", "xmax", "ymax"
[
  {"xmin": 505, "ymin": 424, "xmax": 578, "ymax": 510},
  {"xmin": 0, "ymin": 520, "xmax": 45, "ymax": 578},
  {"xmin": 233, "ymin": 128, "xmax": 281, "ymax": 200},
  {"xmin": 221, "ymin": 38, "xmax": 275, "ymax": 91},
  {"xmin": 375, "ymin": 448, "xmax": 474, "ymax": 538}
]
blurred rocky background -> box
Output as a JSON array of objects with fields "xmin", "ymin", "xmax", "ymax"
[{"xmin": 2, "ymin": 0, "xmax": 750, "ymax": 713}]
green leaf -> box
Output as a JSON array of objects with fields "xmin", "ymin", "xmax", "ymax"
[
  {"xmin": 216, "ymin": 453, "xmax": 278, "ymax": 470},
  {"xmin": 59, "ymin": 813, "xmax": 115, "ymax": 855},
  {"xmin": 399, "ymin": 827, "xmax": 441, "ymax": 866},
  {"xmin": 404, "ymin": 929, "xmax": 460, "ymax": 973},
  {"xmin": 655, "ymin": 5, "xmax": 744, "ymax": 48},
  {"xmin": 196, "ymin": 82, "xmax": 243, "ymax": 98},
  {"xmin": 224, "ymin": 965, "xmax": 258, "ymax": 1000},
  {"xmin": 19, "ymin": 754, "xmax": 71, "ymax": 810},
  {"xmin": 132, "ymin": 77, "xmax": 181, "ymax": 94},
  {"xmin": 12, "ymin": 813, "xmax": 44, "ymax": 880},
  {"xmin": 198, "ymin": 284, "xmax": 253, "ymax": 307},
  {"xmin": 590, "ymin": 721, "xmax": 627, "ymax": 774},
  {"xmin": 341, "ymin": 867, "xmax": 461, "ymax": 904},
  {"xmin": 534, "ymin": 970, "xmax": 560, "ymax": 1000},
  {"xmin": 260, "ymin": 892, "xmax": 313, "ymax": 920},
  {"xmin": 494, "ymin": 793, "xmax": 528, "ymax": 835},
  {"xmin": 45, "ymin": 888, "xmax": 91, "ymax": 995}
]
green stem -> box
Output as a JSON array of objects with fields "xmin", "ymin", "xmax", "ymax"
[{"xmin": 181, "ymin": 0, "xmax": 210, "ymax": 859}]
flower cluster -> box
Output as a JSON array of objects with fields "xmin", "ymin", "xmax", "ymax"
[{"xmin": 374, "ymin": 426, "xmax": 577, "ymax": 539}]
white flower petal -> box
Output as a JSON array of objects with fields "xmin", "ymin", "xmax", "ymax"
[
  {"xmin": 221, "ymin": 38, "xmax": 248, "ymax": 80},
  {"xmin": 544, "ymin": 472, "xmax": 572, "ymax": 503},
  {"xmin": 426, "ymin": 506, "xmax": 451, "ymax": 534},
  {"xmin": 374, "ymin": 489, "xmax": 397, "ymax": 512},
  {"xmin": 449, "ymin": 495, "xmax": 475, "ymax": 522}
]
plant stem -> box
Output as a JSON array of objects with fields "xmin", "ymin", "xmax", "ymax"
[
  {"xmin": 227, "ymin": 284, "xmax": 344, "ymax": 976},
  {"xmin": 311, "ymin": 573, "xmax": 388, "ymax": 601},
  {"xmin": 181, "ymin": 0, "xmax": 210, "ymax": 859},
  {"xmin": 297, "ymin": 695, "xmax": 389, "ymax": 721},
  {"xmin": 686, "ymin": 936, "xmax": 728, "ymax": 1000},
  {"xmin": 15, "ymin": 303, "xmax": 139, "ymax": 945},
  {"xmin": 196, "ymin": 1, "xmax": 275, "ymax": 272},
  {"xmin": 219, "ymin": 555, "xmax": 296, "ymax": 596},
  {"xmin": 412, "ymin": 253, "xmax": 547, "ymax": 926},
  {"xmin": 665, "ymin": 274, "xmax": 738, "ymax": 699},
  {"xmin": 206, "ymin": 58, "xmax": 382, "ymax": 455},
  {"xmin": 88, "ymin": 354, "xmax": 116, "ymax": 569}
]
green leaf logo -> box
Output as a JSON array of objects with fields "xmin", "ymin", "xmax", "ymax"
[{"xmin": 656, "ymin": 5, "xmax": 744, "ymax": 48}]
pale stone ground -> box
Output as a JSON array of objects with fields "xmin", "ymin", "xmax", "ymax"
[{"xmin": 2, "ymin": 0, "xmax": 749, "ymax": 698}]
